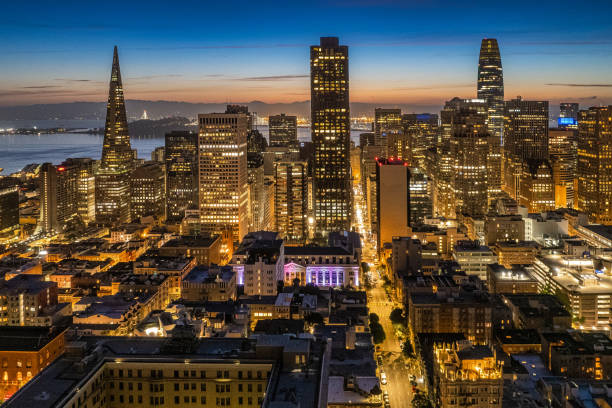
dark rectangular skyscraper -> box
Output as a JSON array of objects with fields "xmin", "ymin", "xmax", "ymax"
[
  {"xmin": 269, "ymin": 114, "xmax": 297, "ymax": 147},
  {"xmin": 504, "ymin": 97, "xmax": 549, "ymax": 161},
  {"xmin": 310, "ymin": 36, "xmax": 351, "ymax": 236},
  {"xmin": 477, "ymin": 38, "xmax": 503, "ymax": 195},
  {"xmin": 165, "ymin": 131, "xmax": 199, "ymax": 223}
]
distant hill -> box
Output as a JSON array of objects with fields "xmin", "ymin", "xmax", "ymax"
[{"xmin": 0, "ymin": 100, "xmax": 443, "ymax": 121}]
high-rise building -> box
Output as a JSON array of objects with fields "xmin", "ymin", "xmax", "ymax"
[
  {"xmin": 559, "ymin": 102, "xmax": 579, "ymax": 129},
  {"xmin": 247, "ymin": 153, "xmax": 266, "ymax": 232},
  {"xmin": 165, "ymin": 131, "xmax": 199, "ymax": 223},
  {"xmin": 95, "ymin": 46, "xmax": 133, "ymax": 225},
  {"xmin": 549, "ymin": 128, "xmax": 577, "ymax": 208},
  {"xmin": 477, "ymin": 39, "xmax": 503, "ymax": 195},
  {"xmin": 399, "ymin": 113, "xmax": 438, "ymax": 169},
  {"xmin": 39, "ymin": 162, "xmax": 78, "ymax": 234},
  {"xmin": 359, "ymin": 132, "xmax": 375, "ymax": 147},
  {"xmin": 503, "ymin": 97, "xmax": 549, "ymax": 200},
  {"xmin": 274, "ymin": 161, "xmax": 308, "ymax": 243},
  {"xmin": 63, "ymin": 158, "xmax": 96, "ymax": 225},
  {"xmin": 310, "ymin": 36, "xmax": 351, "ymax": 236},
  {"xmin": 0, "ymin": 179, "xmax": 19, "ymax": 234},
  {"xmin": 504, "ymin": 97, "xmax": 549, "ymax": 161},
  {"xmin": 269, "ymin": 114, "xmax": 297, "ymax": 147},
  {"xmin": 577, "ymin": 106, "xmax": 612, "ymax": 224},
  {"xmin": 130, "ymin": 161, "xmax": 165, "ymax": 220},
  {"xmin": 376, "ymin": 158, "xmax": 410, "ymax": 251},
  {"xmin": 477, "ymin": 39, "xmax": 504, "ymax": 140},
  {"xmin": 198, "ymin": 113, "xmax": 249, "ymax": 242},
  {"xmin": 374, "ymin": 108, "xmax": 402, "ymax": 155},
  {"xmin": 442, "ymin": 98, "xmax": 491, "ymax": 217},
  {"xmin": 409, "ymin": 167, "xmax": 433, "ymax": 223},
  {"xmin": 518, "ymin": 160, "xmax": 555, "ymax": 213}
]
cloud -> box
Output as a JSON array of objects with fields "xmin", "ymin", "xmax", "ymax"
[
  {"xmin": 127, "ymin": 74, "xmax": 184, "ymax": 80},
  {"xmin": 53, "ymin": 78, "xmax": 103, "ymax": 83},
  {"xmin": 21, "ymin": 85, "xmax": 60, "ymax": 89},
  {"xmin": 545, "ymin": 83, "xmax": 612, "ymax": 87},
  {"xmin": 237, "ymin": 75, "xmax": 309, "ymax": 81},
  {"xmin": 393, "ymin": 83, "xmax": 473, "ymax": 90}
]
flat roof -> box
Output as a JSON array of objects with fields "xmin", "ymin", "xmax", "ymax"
[{"xmin": 0, "ymin": 327, "xmax": 65, "ymax": 351}]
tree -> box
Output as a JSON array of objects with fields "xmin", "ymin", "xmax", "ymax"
[
  {"xmin": 412, "ymin": 392, "xmax": 433, "ymax": 408},
  {"xmin": 389, "ymin": 308, "xmax": 404, "ymax": 325},
  {"xmin": 402, "ymin": 340, "xmax": 414, "ymax": 357},
  {"xmin": 304, "ymin": 312, "xmax": 324, "ymax": 326},
  {"xmin": 369, "ymin": 313, "xmax": 380, "ymax": 325},
  {"xmin": 370, "ymin": 322, "xmax": 386, "ymax": 344}
]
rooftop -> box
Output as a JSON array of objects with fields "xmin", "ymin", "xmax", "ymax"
[
  {"xmin": 183, "ymin": 265, "xmax": 234, "ymax": 284},
  {"xmin": 0, "ymin": 326, "xmax": 65, "ymax": 351},
  {"xmin": 161, "ymin": 235, "xmax": 219, "ymax": 248}
]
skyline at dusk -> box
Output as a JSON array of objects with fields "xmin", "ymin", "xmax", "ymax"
[{"xmin": 2, "ymin": 0, "xmax": 612, "ymax": 108}]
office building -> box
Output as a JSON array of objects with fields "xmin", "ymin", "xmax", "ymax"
[
  {"xmin": 96, "ymin": 46, "xmax": 133, "ymax": 225},
  {"xmin": 159, "ymin": 235, "xmax": 222, "ymax": 266},
  {"xmin": 274, "ymin": 161, "xmax": 308, "ymax": 243},
  {"xmin": 492, "ymin": 241, "xmax": 538, "ymax": 268},
  {"xmin": 310, "ymin": 36, "xmax": 351, "ymax": 235},
  {"xmin": 359, "ymin": 132, "xmax": 375, "ymax": 147},
  {"xmin": 401, "ymin": 113, "xmax": 439, "ymax": 169},
  {"xmin": 452, "ymin": 240, "xmax": 497, "ymax": 281},
  {"xmin": 484, "ymin": 214, "xmax": 524, "ymax": 246},
  {"xmin": 283, "ymin": 246, "xmax": 359, "ymax": 287},
  {"xmin": 518, "ymin": 160, "xmax": 555, "ymax": 213},
  {"xmin": 0, "ymin": 275, "xmax": 64, "ymax": 326},
  {"xmin": 434, "ymin": 341, "xmax": 503, "ymax": 408},
  {"xmin": 477, "ymin": 38, "xmax": 504, "ymax": 194},
  {"xmin": 0, "ymin": 179, "xmax": 19, "ymax": 233},
  {"xmin": 577, "ymin": 106, "xmax": 612, "ymax": 225},
  {"xmin": 165, "ymin": 131, "xmax": 199, "ymax": 223},
  {"xmin": 376, "ymin": 157, "xmax": 410, "ymax": 250},
  {"xmin": 269, "ymin": 114, "xmax": 297, "ymax": 147},
  {"xmin": 486, "ymin": 264, "xmax": 538, "ymax": 294},
  {"xmin": 504, "ymin": 97, "xmax": 549, "ymax": 161},
  {"xmin": 532, "ymin": 255, "xmax": 612, "ymax": 330},
  {"xmin": 198, "ymin": 113, "xmax": 249, "ymax": 242},
  {"xmin": 131, "ymin": 162, "xmax": 165, "ymax": 221},
  {"xmin": 559, "ymin": 102, "xmax": 579, "ymax": 129},
  {"xmin": 409, "ymin": 167, "xmax": 433, "ymax": 224},
  {"xmin": 374, "ymin": 108, "xmax": 402, "ymax": 155},
  {"xmin": 247, "ymin": 153, "xmax": 266, "ymax": 232},
  {"xmin": 38, "ymin": 162, "xmax": 78, "ymax": 234},
  {"xmin": 443, "ymin": 98, "xmax": 491, "ymax": 216},
  {"xmin": 549, "ymin": 128, "xmax": 577, "ymax": 208}
]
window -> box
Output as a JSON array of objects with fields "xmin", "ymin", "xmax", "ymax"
[
  {"xmin": 174, "ymin": 383, "xmax": 179, "ymax": 391},
  {"xmin": 201, "ymin": 396, "xmax": 206, "ymax": 404},
  {"xmin": 174, "ymin": 396, "xmax": 179, "ymax": 404},
  {"xmin": 200, "ymin": 383, "xmax": 206, "ymax": 392}
]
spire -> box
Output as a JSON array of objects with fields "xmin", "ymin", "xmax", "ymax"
[{"xmin": 100, "ymin": 45, "xmax": 131, "ymax": 169}]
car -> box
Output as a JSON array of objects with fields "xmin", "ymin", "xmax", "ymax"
[
  {"xmin": 381, "ymin": 372, "xmax": 387, "ymax": 385},
  {"xmin": 383, "ymin": 393, "xmax": 389, "ymax": 402},
  {"xmin": 377, "ymin": 355, "xmax": 383, "ymax": 365},
  {"xmin": 384, "ymin": 402, "xmax": 391, "ymax": 408}
]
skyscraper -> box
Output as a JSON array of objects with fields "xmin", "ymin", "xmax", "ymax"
[
  {"xmin": 63, "ymin": 158, "xmax": 96, "ymax": 225},
  {"xmin": 39, "ymin": 163, "xmax": 78, "ymax": 234},
  {"xmin": 130, "ymin": 162, "xmax": 165, "ymax": 221},
  {"xmin": 0, "ymin": 179, "xmax": 19, "ymax": 234},
  {"xmin": 310, "ymin": 36, "xmax": 351, "ymax": 236},
  {"xmin": 503, "ymin": 97, "xmax": 549, "ymax": 199},
  {"xmin": 269, "ymin": 114, "xmax": 298, "ymax": 147},
  {"xmin": 577, "ymin": 106, "xmax": 612, "ymax": 225},
  {"xmin": 165, "ymin": 131, "xmax": 199, "ymax": 223},
  {"xmin": 477, "ymin": 38, "xmax": 504, "ymax": 195},
  {"xmin": 198, "ymin": 113, "xmax": 249, "ymax": 242},
  {"xmin": 376, "ymin": 157, "xmax": 410, "ymax": 251},
  {"xmin": 274, "ymin": 161, "xmax": 308, "ymax": 243},
  {"xmin": 559, "ymin": 102, "xmax": 579, "ymax": 129},
  {"xmin": 95, "ymin": 46, "xmax": 133, "ymax": 225},
  {"xmin": 374, "ymin": 108, "xmax": 402, "ymax": 156}
]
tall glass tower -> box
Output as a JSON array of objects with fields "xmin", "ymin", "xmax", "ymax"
[
  {"xmin": 477, "ymin": 38, "xmax": 503, "ymax": 196},
  {"xmin": 310, "ymin": 37, "xmax": 351, "ymax": 236},
  {"xmin": 95, "ymin": 46, "xmax": 133, "ymax": 224}
]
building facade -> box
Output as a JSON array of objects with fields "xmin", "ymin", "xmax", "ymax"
[
  {"xmin": 310, "ymin": 37, "xmax": 352, "ymax": 236},
  {"xmin": 198, "ymin": 113, "xmax": 249, "ymax": 242},
  {"xmin": 131, "ymin": 162, "xmax": 165, "ymax": 221},
  {"xmin": 269, "ymin": 114, "xmax": 297, "ymax": 147},
  {"xmin": 96, "ymin": 46, "xmax": 133, "ymax": 225},
  {"xmin": 274, "ymin": 161, "xmax": 308, "ymax": 243},
  {"xmin": 165, "ymin": 131, "xmax": 199, "ymax": 223}
]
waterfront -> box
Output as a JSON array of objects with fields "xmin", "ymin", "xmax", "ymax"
[{"xmin": 0, "ymin": 122, "xmax": 364, "ymax": 175}]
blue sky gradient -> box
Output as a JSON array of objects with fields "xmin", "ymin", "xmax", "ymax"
[{"xmin": 1, "ymin": 0, "xmax": 611, "ymax": 107}]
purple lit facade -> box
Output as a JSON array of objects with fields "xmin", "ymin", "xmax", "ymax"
[{"xmin": 283, "ymin": 262, "xmax": 359, "ymax": 287}]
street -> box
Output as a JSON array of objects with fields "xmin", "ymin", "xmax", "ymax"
[{"xmin": 353, "ymin": 180, "xmax": 417, "ymax": 408}]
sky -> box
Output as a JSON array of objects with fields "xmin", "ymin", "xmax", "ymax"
[{"xmin": 1, "ymin": 0, "xmax": 611, "ymax": 109}]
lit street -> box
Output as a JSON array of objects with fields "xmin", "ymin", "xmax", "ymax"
[{"xmin": 353, "ymin": 181, "xmax": 417, "ymax": 408}]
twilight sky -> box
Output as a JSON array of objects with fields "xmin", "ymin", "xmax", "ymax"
[{"xmin": 1, "ymin": 0, "xmax": 611, "ymax": 109}]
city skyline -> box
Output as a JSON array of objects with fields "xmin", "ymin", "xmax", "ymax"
[{"xmin": 1, "ymin": 0, "xmax": 612, "ymax": 107}]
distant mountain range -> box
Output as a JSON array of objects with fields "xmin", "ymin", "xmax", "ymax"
[{"xmin": 0, "ymin": 100, "xmax": 443, "ymax": 121}]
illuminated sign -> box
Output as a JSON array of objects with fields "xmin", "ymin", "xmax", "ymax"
[{"xmin": 558, "ymin": 117, "xmax": 577, "ymax": 126}]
